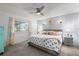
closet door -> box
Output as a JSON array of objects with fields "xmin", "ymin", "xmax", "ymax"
[{"xmin": 0, "ymin": 26, "xmax": 4, "ymax": 53}]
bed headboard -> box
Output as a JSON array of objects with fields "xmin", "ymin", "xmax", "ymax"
[
  {"xmin": 43, "ymin": 29, "xmax": 62, "ymax": 31},
  {"xmin": 43, "ymin": 29, "xmax": 62, "ymax": 35}
]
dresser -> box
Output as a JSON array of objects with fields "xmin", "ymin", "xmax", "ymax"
[
  {"xmin": 0, "ymin": 26, "xmax": 4, "ymax": 54},
  {"xmin": 64, "ymin": 37, "xmax": 73, "ymax": 46}
]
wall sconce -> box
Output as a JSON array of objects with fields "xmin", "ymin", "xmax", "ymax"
[{"xmin": 37, "ymin": 12, "xmax": 41, "ymax": 15}]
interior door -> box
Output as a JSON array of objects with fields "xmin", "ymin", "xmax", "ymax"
[{"xmin": 0, "ymin": 26, "xmax": 4, "ymax": 53}]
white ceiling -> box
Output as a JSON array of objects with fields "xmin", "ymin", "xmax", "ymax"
[{"xmin": 0, "ymin": 3, "xmax": 79, "ymax": 20}]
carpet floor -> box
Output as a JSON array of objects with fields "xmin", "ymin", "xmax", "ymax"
[{"xmin": 1, "ymin": 41, "xmax": 79, "ymax": 56}]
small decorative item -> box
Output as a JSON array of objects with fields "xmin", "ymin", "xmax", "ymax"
[
  {"xmin": 60, "ymin": 20, "xmax": 62, "ymax": 24},
  {"xmin": 67, "ymin": 33, "xmax": 69, "ymax": 37},
  {"xmin": 49, "ymin": 19, "xmax": 52, "ymax": 24},
  {"xmin": 70, "ymin": 34, "xmax": 72, "ymax": 37}
]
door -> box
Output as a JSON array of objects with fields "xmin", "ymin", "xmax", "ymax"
[{"xmin": 0, "ymin": 26, "xmax": 4, "ymax": 53}]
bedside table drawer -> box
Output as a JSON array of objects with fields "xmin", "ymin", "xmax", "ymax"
[
  {"xmin": 64, "ymin": 37, "xmax": 73, "ymax": 46},
  {"xmin": 64, "ymin": 40, "xmax": 73, "ymax": 43}
]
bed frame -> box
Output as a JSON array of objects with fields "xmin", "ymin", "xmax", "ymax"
[
  {"xmin": 28, "ymin": 29, "xmax": 62, "ymax": 56},
  {"xmin": 28, "ymin": 42, "xmax": 59, "ymax": 56}
]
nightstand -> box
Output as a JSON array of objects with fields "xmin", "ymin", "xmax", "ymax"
[{"xmin": 63, "ymin": 37, "xmax": 73, "ymax": 46}]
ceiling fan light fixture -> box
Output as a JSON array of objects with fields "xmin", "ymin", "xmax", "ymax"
[
  {"xmin": 37, "ymin": 12, "xmax": 41, "ymax": 15},
  {"xmin": 29, "ymin": 5, "xmax": 45, "ymax": 16}
]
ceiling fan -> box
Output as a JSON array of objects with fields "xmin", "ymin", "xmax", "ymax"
[{"xmin": 29, "ymin": 5, "xmax": 45, "ymax": 16}]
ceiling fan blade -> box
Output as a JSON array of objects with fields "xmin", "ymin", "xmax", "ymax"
[
  {"xmin": 29, "ymin": 12, "xmax": 36, "ymax": 14},
  {"xmin": 36, "ymin": 8, "xmax": 40, "ymax": 13},
  {"xmin": 39, "ymin": 5, "xmax": 45, "ymax": 11},
  {"xmin": 40, "ymin": 13, "xmax": 44, "ymax": 16}
]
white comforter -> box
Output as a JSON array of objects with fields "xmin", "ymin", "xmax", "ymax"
[{"xmin": 30, "ymin": 34, "xmax": 62, "ymax": 53}]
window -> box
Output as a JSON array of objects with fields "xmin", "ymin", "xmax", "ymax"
[{"xmin": 15, "ymin": 21, "xmax": 28, "ymax": 32}]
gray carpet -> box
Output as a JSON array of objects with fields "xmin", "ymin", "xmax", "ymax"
[
  {"xmin": 2, "ymin": 41, "xmax": 51, "ymax": 56},
  {"xmin": 2, "ymin": 41, "xmax": 79, "ymax": 56}
]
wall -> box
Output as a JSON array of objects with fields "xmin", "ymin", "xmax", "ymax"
[
  {"xmin": 31, "ymin": 20, "xmax": 37, "ymax": 34},
  {"xmin": 37, "ymin": 12, "xmax": 79, "ymax": 46},
  {"xmin": 78, "ymin": 13, "xmax": 79, "ymax": 46},
  {"xmin": 15, "ymin": 19, "xmax": 29, "ymax": 44},
  {"xmin": 1, "ymin": 10, "xmax": 78, "ymax": 46},
  {"xmin": 62, "ymin": 13, "xmax": 78, "ymax": 46},
  {"xmin": 51, "ymin": 13, "xmax": 79, "ymax": 46},
  {"xmin": 15, "ymin": 31, "xmax": 28, "ymax": 44},
  {"xmin": 43, "ymin": 17, "xmax": 63, "ymax": 30},
  {"xmin": 0, "ymin": 11, "xmax": 29, "ymax": 46}
]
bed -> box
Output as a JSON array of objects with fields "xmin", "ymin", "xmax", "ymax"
[{"xmin": 28, "ymin": 30, "xmax": 62, "ymax": 56}]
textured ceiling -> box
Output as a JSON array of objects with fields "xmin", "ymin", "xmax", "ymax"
[{"xmin": 0, "ymin": 3, "xmax": 79, "ymax": 20}]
